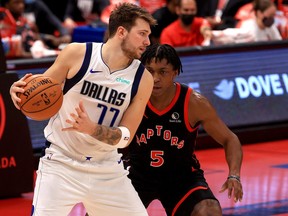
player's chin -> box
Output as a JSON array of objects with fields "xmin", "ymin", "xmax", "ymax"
[
  {"xmin": 138, "ymin": 48, "xmax": 146, "ymax": 57},
  {"xmin": 152, "ymin": 87, "xmax": 162, "ymax": 96},
  {"xmin": 135, "ymin": 53, "xmax": 142, "ymax": 59}
]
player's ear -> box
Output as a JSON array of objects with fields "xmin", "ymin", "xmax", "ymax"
[
  {"xmin": 174, "ymin": 69, "xmax": 179, "ymax": 77},
  {"xmin": 117, "ymin": 26, "xmax": 128, "ymax": 39}
]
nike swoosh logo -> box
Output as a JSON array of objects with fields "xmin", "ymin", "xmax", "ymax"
[{"xmin": 90, "ymin": 69, "xmax": 102, "ymax": 73}]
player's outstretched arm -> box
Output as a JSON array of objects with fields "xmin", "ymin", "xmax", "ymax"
[{"xmin": 188, "ymin": 90, "xmax": 243, "ymax": 202}]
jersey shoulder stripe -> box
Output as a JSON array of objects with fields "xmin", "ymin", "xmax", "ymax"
[{"xmin": 63, "ymin": 42, "xmax": 93, "ymax": 94}]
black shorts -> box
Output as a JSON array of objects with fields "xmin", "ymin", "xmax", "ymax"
[{"xmin": 128, "ymin": 167, "xmax": 219, "ymax": 216}]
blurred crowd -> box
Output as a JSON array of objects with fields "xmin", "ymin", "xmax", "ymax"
[{"xmin": 0, "ymin": 0, "xmax": 288, "ymax": 59}]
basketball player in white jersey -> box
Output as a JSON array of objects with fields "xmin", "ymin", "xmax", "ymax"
[{"xmin": 10, "ymin": 3, "xmax": 156, "ymax": 216}]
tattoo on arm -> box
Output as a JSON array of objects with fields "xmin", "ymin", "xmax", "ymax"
[{"xmin": 91, "ymin": 125, "xmax": 121, "ymax": 146}]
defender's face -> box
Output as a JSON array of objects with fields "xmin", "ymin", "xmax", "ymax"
[{"xmin": 145, "ymin": 58, "xmax": 178, "ymax": 97}]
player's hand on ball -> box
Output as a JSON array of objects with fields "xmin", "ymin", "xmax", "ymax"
[
  {"xmin": 10, "ymin": 73, "xmax": 33, "ymax": 109},
  {"xmin": 219, "ymin": 176, "xmax": 243, "ymax": 203},
  {"xmin": 62, "ymin": 101, "xmax": 96, "ymax": 135}
]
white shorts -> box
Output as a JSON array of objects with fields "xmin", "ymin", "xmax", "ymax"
[{"xmin": 32, "ymin": 145, "xmax": 148, "ymax": 216}]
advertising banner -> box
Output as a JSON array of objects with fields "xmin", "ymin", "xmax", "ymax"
[{"xmin": 177, "ymin": 48, "xmax": 288, "ymax": 128}]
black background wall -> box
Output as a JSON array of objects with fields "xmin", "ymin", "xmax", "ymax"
[{"xmin": 0, "ymin": 73, "xmax": 34, "ymax": 197}]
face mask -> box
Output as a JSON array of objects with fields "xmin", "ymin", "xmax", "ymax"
[
  {"xmin": 180, "ymin": 14, "xmax": 195, "ymax": 25},
  {"xmin": 262, "ymin": 17, "xmax": 274, "ymax": 27}
]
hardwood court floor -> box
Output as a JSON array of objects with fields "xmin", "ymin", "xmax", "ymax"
[{"xmin": 0, "ymin": 139, "xmax": 287, "ymax": 216}]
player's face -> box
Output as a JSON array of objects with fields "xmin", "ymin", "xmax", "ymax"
[
  {"xmin": 121, "ymin": 18, "xmax": 151, "ymax": 59},
  {"xmin": 145, "ymin": 58, "xmax": 178, "ymax": 97}
]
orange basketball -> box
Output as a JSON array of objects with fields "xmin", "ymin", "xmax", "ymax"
[{"xmin": 17, "ymin": 75, "xmax": 63, "ymax": 121}]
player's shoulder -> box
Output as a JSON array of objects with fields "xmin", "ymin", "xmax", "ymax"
[
  {"xmin": 58, "ymin": 42, "xmax": 88, "ymax": 60},
  {"xmin": 189, "ymin": 88, "xmax": 210, "ymax": 106},
  {"xmin": 63, "ymin": 42, "xmax": 86, "ymax": 52},
  {"xmin": 187, "ymin": 89, "xmax": 216, "ymax": 120}
]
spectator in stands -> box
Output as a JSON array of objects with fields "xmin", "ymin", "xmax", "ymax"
[
  {"xmin": 24, "ymin": 0, "xmax": 71, "ymax": 49},
  {"xmin": 63, "ymin": 0, "xmax": 110, "ymax": 33},
  {"xmin": 1, "ymin": 0, "xmax": 38, "ymax": 57},
  {"xmin": 239, "ymin": 0, "xmax": 282, "ymax": 40},
  {"xmin": 139, "ymin": 0, "xmax": 166, "ymax": 14},
  {"xmin": 193, "ymin": 0, "xmax": 217, "ymax": 27},
  {"xmin": 216, "ymin": 0, "xmax": 254, "ymax": 29},
  {"xmin": 160, "ymin": 0, "xmax": 212, "ymax": 47},
  {"xmin": 234, "ymin": 0, "xmax": 288, "ymax": 39},
  {"xmin": 1, "ymin": 0, "xmax": 69, "ymax": 58},
  {"xmin": 42, "ymin": 0, "xmax": 69, "ymax": 21},
  {"xmin": 195, "ymin": 0, "xmax": 253, "ymax": 30},
  {"xmin": 212, "ymin": 0, "xmax": 282, "ymax": 44},
  {"xmin": 150, "ymin": 0, "xmax": 179, "ymax": 44},
  {"xmin": 275, "ymin": 0, "xmax": 288, "ymax": 39}
]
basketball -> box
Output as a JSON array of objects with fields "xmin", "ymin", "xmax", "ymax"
[{"xmin": 17, "ymin": 75, "xmax": 63, "ymax": 121}]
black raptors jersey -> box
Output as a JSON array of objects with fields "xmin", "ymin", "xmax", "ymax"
[{"xmin": 126, "ymin": 83, "xmax": 202, "ymax": 181}]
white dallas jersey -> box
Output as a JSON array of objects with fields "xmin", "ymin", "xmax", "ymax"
[{"xmin": 44, "ymin": 42, "xmax": 145, "ymax": 160}]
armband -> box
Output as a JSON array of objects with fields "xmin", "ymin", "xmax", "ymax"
[
  {"xmin": 115, "ymin": 126, "xmax": 130, "ymax": 148},
  {"xmin": 227, "ymin": 175, "xmax": 241, "ymax": 183}
]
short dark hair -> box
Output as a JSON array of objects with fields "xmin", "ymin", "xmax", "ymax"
[
  {"xmin": 253, "ymin": 0, "xmax": 275, "ymax": 12},
  {"xmin": 108, "ymin": 3, "xmax": 156, "ymax": 38},
  {"xmin": 141, "ymin": 43, "xmax": 183, "ymax": 75}
]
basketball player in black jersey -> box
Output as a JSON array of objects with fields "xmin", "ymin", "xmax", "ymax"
[{"xmin": 121, "ymin": 44, "xmax": 243, "ymax": 216}]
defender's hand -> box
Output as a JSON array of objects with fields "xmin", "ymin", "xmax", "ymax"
[{"xmin": 219, "ymin": 175, "xmax": 243, "ymax": 203}]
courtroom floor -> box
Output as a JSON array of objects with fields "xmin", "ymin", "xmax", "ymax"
[{"xmin": 0, "ymin": 139, "xmax": 287, "ymax": 216}]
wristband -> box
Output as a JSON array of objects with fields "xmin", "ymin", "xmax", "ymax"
[
  {"xmin": 227, "ymin": 175, "xmax": 241, "ymax": 183},
  {"xmin": 115, "ymin": 126, "xmax": 130, "ymax": 148}
]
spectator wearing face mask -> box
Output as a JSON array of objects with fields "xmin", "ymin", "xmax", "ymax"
[
  {"xmin": 237, "ymin": 0, "xmax": 281, "ymax": 41},
  {"xmin": 211, "ymin": 0, "xmax": 282, "ymax": 44},
  {"xmin": 160, "ymin": 0, "xmax": 212, "ymax": 47},
  {"xmin": 150, "ymin": 0, "xmax": 179, "ymax": 44}
]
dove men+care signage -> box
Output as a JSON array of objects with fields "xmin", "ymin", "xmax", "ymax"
[{"xmin": 176, "ymin": 42, "xmax": 288, "ymax": 129}]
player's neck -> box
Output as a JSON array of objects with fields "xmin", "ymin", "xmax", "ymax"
[
  {"xmin": 150, "ymin": 83, "xmax": 176, "ymax": 110},
  {"xmin": 102, "ymin": 42, "xmax": 133, "ymax": 73}
]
